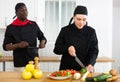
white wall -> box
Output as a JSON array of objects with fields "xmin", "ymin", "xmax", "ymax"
[{"xmin": 113, "ymin": 0, "xmax": 120, "ymax": 73}]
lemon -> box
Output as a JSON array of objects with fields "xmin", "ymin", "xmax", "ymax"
[
  {"xmin": 25, "ymin": 61, "xmax": 34, "ymax": 72},
  {"xmin": 22, "ymin": 70, "xmax": 32, "ymax": 80},
  {"xmin": 33, "ymin": 69, "xmax": 42, "ymax": 79}
]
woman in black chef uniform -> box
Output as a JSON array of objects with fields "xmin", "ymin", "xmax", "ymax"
[
  {"xmin": 3, "ymin": 3, "xmax": 47, "ymax": 71},
  {"xmin": 54, "ymin": 5, "xmax": 99, "ymax": 72}
]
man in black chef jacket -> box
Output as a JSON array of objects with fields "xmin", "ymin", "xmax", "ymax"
[
  {"xmin": 3, "ymin": 3, "xmax": 47, "ymax": 71},
  {"xmin": 54, "ymin": 5, "xmax": 99, "ymax": 72}
]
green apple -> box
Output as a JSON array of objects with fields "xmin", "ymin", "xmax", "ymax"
[{"xmin": 0, "ymin": 51, "xmax": 2, "ymax": 57}]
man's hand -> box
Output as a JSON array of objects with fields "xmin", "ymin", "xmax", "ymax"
[
  {"xmin": 39, "ymin": 40, "xmax": 46, "ymax": 48},
  {"xmin": 5, "ymin": 41, "xmax": 29, "ymax": 50},
  {"xmin": 17, "ymin": 41, "xmax": 29, "ymax": 48}
]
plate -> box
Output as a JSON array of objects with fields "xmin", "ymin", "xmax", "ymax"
[{"xmin": 47, "ymin": 74, "xmax": 72, "ymax": 80}]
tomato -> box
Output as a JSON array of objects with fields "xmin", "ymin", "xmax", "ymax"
[
  {"xmin": 50, "ymin": 71, "xmax": 58, "ymax": 76},
  {"xmin": 50, "ymin": 69, "xmax": 76, "ymax": 77},
  {"xmin": 61, "ymin": 72, "xmax": 65, "ymax": 76},
  {"xmin": 70, "ymin": 69, "xmax": 77, "ymax": 75}
]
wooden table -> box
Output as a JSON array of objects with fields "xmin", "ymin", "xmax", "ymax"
[
  {"xmin": 0, "ymin": 71, "xmax": 86, "ymax": 82},
  {"xmin": 0, "ymin": 71, "xmax": 46, "ymax": 82},
  {"xmin": 0, "ymin": 56, "xmax": 115, "ymax": 71}
]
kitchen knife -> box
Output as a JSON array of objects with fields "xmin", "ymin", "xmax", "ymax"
[
  {"xmin": 27, "ymin": 46, "xmax": 39, "ymax": 49},
  {"xmin": 74, "ymin": 54, "xmax": 85, "ymax": 68}
]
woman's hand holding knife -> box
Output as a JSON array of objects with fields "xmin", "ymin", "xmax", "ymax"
[
  {"xmin": 68, "ymin": 45, "xmax": 76, "ymax": 56},
  {"xmin": 68, "ymin": 45, "xmax": 94, "ymax": 73}
]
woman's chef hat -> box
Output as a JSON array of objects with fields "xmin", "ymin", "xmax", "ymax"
[
  {"xmin": 74, "ymin": 5, "xmax": 88, "ymax": 15},
  {"xmin": 69, "ymin": 5, "xmax": 88, "ymax": 25}
]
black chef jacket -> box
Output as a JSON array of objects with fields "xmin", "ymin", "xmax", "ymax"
[
  {"xmin": 54, "ymin": 23, "xmax": 99, "ymax": 71},
  {"xmin": 3, "ymin": 21, "xmax": 46, "ymax": 67}
]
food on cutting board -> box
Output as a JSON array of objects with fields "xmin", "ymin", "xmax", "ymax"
[
  {"xmin": 106, "ymin": 74, "xmax": 120, "ymax": 82},
  {"xmin": 86, "ymin": 73, "xmax": 112, "ymax": 82},
  {"xmin": 86, "ymin": 73, "xmax": 103, "ymax": 81},
  {"xmin": 48, "ymin": 68, "xmax": 120, "ymax": 81},
  {"xmin": 109, "ymin": 69, "xmax": 117, "ymax": 76},
  {"xmin": 22, "ymin": 57, "xmax": 43, "ymax": 80},
  {"xmin": 94, "ymin": 73, "xmax": 112, "ymax": 82},
  {"xmin": 86, "ymin": 68, "xmax": 120, "ymax": 82},
  {"xmin": 87, "ymin": 72, "xmax": 93, "ymax": 78},
  {"xmin": 106, "ymin": 69, "xmax": 120, "ymax": 82}
]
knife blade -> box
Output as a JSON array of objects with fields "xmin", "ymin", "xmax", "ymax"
[
  {"xmin": 27, "ymin": 46, "xmax": 39, "ymax": 49},
  {"xmin": 74, "ymin": 54, "xmax": 85, "ymax": 68}
]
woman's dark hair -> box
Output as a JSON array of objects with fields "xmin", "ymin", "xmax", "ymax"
[{"xmin": 69, "ymin": 17, "xmax": 73, "ymax": 25}]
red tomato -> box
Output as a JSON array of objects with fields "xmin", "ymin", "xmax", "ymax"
[
  {"xmin": 50, "ymin": 69, "xmax": 77, "ymax": 77},
  {"xmin": 61, "ymin": 72, "xmax": 65, "ymax": 76},
  {"xmin": 70, "ymin": 70, "xmax": 77, "ymax": 75},
  {"xmin": 50, "ymin": 71, "xmax": 58, "ymax": 76}
]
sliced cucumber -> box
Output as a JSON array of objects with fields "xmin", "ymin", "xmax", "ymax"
[{"xmin": 86, "ymin": 74, "xmax": 103, "ymax": 81}]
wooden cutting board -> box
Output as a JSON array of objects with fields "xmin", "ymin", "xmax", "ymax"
[{"xmin": 43, "ymin": 77, "xmax": 72, "ymax": 82}]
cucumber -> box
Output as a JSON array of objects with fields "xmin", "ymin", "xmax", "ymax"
[
  {"xmin": 86, "ymin": 74, "xmax": 103, "ymax": 81},
  {"xmin": 93, "ymin": 73, "xmax": 112, "ymax": 82}
]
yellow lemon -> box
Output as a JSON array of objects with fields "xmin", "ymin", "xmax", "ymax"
[
  {"xmin": 33, "ymin": 69, "xmax": 42, "ymax": 79},
  {"xmin": 22, "ymin": 70, "xmax": 32, "ymax": 80},
  {"xmin": 25, "ymin": 61, "xmax": 34, "ymax": 72}
]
